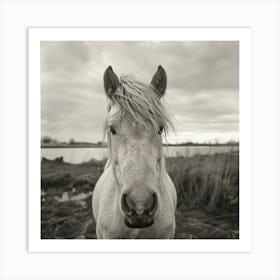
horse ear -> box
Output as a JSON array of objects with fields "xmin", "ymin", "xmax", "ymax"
[
  {"xmin": 151, "ymin": 65, "xmax": 167, "ymax": 97},
  {"xmin": 104, "ymin": 66, "xmax": 119, "ymax": 98}
]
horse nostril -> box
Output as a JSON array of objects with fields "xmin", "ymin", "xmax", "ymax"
[
  {"xmin": 121, "ymin": 193, "xmax": 132, "ymax": 216},
  {"xmin": 148, "ymin": 193, "xmax": 158, "ymax": 216}
]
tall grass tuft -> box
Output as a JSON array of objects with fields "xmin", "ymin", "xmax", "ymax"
[{"xmin": 166, "ymin": 152, "xmax": 239, "ymax": 213}]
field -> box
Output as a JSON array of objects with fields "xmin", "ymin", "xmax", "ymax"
[{"xmin": 41, "ymin": 152, "xmax": 239, "ymax": 239}]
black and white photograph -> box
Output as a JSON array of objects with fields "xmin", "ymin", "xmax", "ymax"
[
  {"xmin": 2, "ymin": 1, "xmax": 280, "ymax": 279},
  {"xmin": 40, "ymin": 40, "xmax": 239, "ymax": 240}
]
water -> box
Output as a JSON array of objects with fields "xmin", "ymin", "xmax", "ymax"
[{"xmin": 41, "ymin": 146, "xmax": 239, "ymax": 164}]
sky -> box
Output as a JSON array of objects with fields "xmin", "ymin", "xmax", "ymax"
[{"xmin": 41, "ymin": 41, "xmax": 239, "ymax": 144}]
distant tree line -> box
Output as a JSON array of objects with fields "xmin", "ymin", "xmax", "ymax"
[
  {"xmin": 41, "ymin": 135, "xmax": 239, "ymax": 147},
  {"xmin": 165, "ymin": 140, "xmax": 239, "ymax": 147},
  {"xmin": 41, "ymin": 136, "xmax": 105, "ymax": 147},
  {"xmin": 41, "ymin": 136, "xmax": 58, "ymax": 144}
]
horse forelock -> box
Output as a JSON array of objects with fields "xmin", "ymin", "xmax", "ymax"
[{"xmin": 105, "ymin": 75, "xmax": 173, "ymax": 135}]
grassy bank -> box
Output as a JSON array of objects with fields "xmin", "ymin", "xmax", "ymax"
[{"xmin": 41, "ymin": 152, "xmax": 239, "ymax": 239}]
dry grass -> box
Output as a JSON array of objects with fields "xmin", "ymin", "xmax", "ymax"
[
  {"xmin": 166, "ymin": 152, "xmax": 239, "ymax": 212},
  {"xmin": 41, "ymin": 151, "xmax": 239, "ymax": 239},
  {"xmin": 166, "ymin": 151, "xmax": 239, "ymax": 239}
]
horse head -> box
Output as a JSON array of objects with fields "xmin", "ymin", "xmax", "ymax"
[{"xmin": 103, "ymin": 65, "xmax": 172, "ymax": 228}]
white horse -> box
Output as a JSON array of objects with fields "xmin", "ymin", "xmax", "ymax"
[{"xmin": 92, "ymin": 66, "xmax": 177, "ymax": 239}]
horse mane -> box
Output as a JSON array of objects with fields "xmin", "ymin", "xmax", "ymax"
[{"xmin": 105, "ymin": 75, "xmax": 174, "ymax": 135}]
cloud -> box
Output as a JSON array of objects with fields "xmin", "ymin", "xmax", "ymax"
[{"xmin": 41, "ymin": 41, "xmax": 239, "ymax": 143}]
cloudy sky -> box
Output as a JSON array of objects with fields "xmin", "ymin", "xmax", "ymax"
[{"xmin": 41, "ymin": 41, "xmax": 239, "ymax": 144}]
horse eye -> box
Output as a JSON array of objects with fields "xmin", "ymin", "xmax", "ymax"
[
  {"xmin": 110, "ymin": 127, "xmax": 117, "ymax": 135},
  {"xmin": 158, "ymin": 126, "xmax": 164, "ymax": 134}
]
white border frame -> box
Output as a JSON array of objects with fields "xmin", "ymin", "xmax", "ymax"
[{"xmin": 28, "ymin": 27, "xmax": 252, "ymax": 253}]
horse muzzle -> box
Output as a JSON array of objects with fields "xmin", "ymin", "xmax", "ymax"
[{"xmin": 121, "ymin": 192, "xmax": 158, "ymax": 228}]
